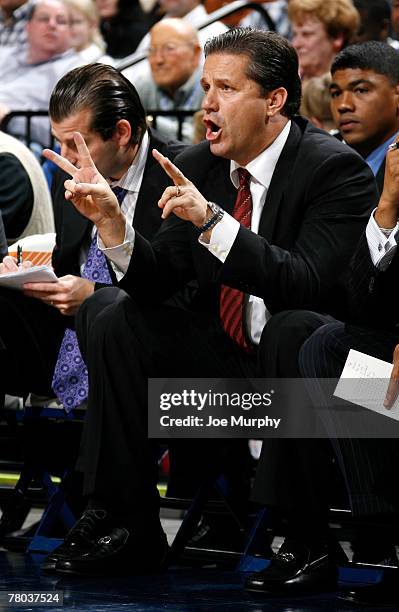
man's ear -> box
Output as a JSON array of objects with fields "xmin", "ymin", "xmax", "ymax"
[
  {"xmin": 114, "ymin": 119, "xmax": 132, "ymax": 146},
  {"xmin": 265, "ymin": 87, "xmax": 288, "ymax": 117}
]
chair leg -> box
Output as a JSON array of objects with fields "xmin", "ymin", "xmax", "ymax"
[{"xmin": 168, "ymin": 478, "xmax": 214, "ymax": 562}]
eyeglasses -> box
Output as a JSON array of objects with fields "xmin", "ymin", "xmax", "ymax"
[{"xmin": 147, "ymin": 42, "xmax": 193, "ymax": 57}]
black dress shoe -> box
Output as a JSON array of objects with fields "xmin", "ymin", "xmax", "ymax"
[
  {"xmin": 244, "ymin": 539, "xmax": 338, "ymax": 594},
  {"xmin": 54, "ymin": 526, "xmax": 169, "ymax": 576},
  {"xmin": 339, "ymin": 576, "xmax": 399, "ymax": 607},
  {"xmin": 42, "ymin": 509, "xmax": 110, "ymax": 572}
]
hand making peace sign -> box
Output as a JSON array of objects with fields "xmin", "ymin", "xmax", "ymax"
[{"xmin": 43, "ymin": 132, "xmax": 123, "ymax": 232}]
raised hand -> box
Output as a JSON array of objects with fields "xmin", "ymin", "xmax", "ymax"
[
  {"xmin": 384, "ymin": 344, "xmax": 399, "ymax": 409},
  {"xmin": 43, "ymin": 133, "xmax": 123, "ymax": 234},
  {"xmin": 153, "ymin": 149, "xmax": 209, "ymax": 227},
  {"xmin": 376, "ymin": 137, "xmax": 399, "ymax": 229}
]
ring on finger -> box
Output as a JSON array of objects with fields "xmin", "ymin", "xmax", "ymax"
[{"xmin": 175, "ymin": 185, "xmax": 181, "ymax": 197}]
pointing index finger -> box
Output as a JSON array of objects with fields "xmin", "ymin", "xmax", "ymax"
[{"xmin": 152, "ymin": 148, "xmax": 188, "ymax": 186}]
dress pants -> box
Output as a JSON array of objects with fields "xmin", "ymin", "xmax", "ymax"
[
  {"xmin": 0, "ymin": 287, "xmax": 68, "ymax": 404},
  {"xmin": 251, "ymin": 310, "xmax": 338, "ymax": 535},
  {"xmin": 75, "ymin": 286, "xmax": 258, "ymax": 523},
  {"xmin": 299, "ymin": 321, "xmax": 399, "ymax": 517}
]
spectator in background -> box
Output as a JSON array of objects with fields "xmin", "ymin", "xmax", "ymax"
[
  {"xmin": 0, "ymin": 130, "xmax": 54, "ymax": 242},
  {"xmin": 289, "ymin": 0, "xmax": 359, "ymax": 82},
  {"xmin": 330, "ymin": 41, "xmax": 399, "ymax": 192},
  {"xmin": 123, "ymin": 0, "xmax": 227, "ymax": 85},
  {"xmin": 96, "ymin": 0, "xmax": 151, "ymax": 59},
  {"xmin": 132, "ymin": 0, "xmax": 228, "ymax": 59},
  {"xmin": 351, "ymin": 0, "xmax": 391, "ymax": 44},
  {"xmin": 0, "ymin": 0, "xmax": 83, "ymax": 146},
  {"xmin": 300, "ymin": 73, "xmax": 335, "ymax": 132},
  {"xmin": 64, "ymin": 0, "xmax": 107, "ymax": 63},
  {"xmin": 0, "ymin": 0, "xmax": 34, "ymax": 46},
  {"xmin": 135, "ymin": 18, "xmax": 203, "ymax": 142}
]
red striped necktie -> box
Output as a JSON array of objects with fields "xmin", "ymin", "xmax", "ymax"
[{"xmin": 220, "ymin": 168, "xmax": 253, "ymax": 352}]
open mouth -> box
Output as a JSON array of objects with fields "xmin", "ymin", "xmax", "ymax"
[{"xmin": 203, "ymin": 118, "xmax": 222, "ymax": 141}]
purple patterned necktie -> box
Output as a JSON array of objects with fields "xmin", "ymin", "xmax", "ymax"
[{"xmin": 51, "ymin": 187, "xmax": 127, "ymax": 411}]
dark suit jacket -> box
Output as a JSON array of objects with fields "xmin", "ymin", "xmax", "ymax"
[
  {"xmin": 120, "ymin": 117, "xmax": 378, "ymax": 321},
  {"xmin": 51, "ymin": 129, "xmax": 185, "ymax": 282},
  {"xmin": 348, "ymin": 230, "xmax": 399, "ymax": 329}
]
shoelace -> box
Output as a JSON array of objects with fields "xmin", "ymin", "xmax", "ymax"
[
  {"xmin": 273, "ymin": 551, "xmax": 296, "ymax": 564},
  {"xmin": 66, "ymin": 511, "xmax": 104, "ymax": 543}
]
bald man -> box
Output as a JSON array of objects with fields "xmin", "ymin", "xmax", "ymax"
[{"xmin": 133, "ymin": 18, "xmax": 203, "ymax": 142}]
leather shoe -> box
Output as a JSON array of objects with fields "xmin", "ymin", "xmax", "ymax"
[
  {"xmin": 339, "ymin": 576, "xmax": 399, "ymax": 607},
  {"xmin": 42, "ymin": 509, "xmax": 110, "ymax": 572},
  {"xmin": 54, "ymin": 526, "xmax": 169, "ymax": 575},
  {"xmin": 244, "ymin": 539, "xmax": 338, "ymax": 594}
]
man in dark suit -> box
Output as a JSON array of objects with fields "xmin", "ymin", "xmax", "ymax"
[
  {"xmin": 297, "ymin": 136, "xmax": 399, "ymax": 606},
  {"xmin": 247, "ymin": 41, "xmax": 399, "ymax": 598},
  {"xmin": 0, "ymin": 62, "xmax": 183, "ymax": 415},
  {"xmin": 43, "ymin": 28, "xmax": 378, "ymax": 577}
]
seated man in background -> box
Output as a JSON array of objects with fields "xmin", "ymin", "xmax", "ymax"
[
  {"xmin": 0, "ymin": 129, "xmax": 54, "ymax": 242},
  {"xmin": 42, "ymin": 28, "xmax": 377, "ymax": 577},
  {"xmin": 134, "ymin": 18, "xmax": 203, "ymax": 142},
  {"xmin": 122, "ymin": 0, "xmax": 228, "ymax": 82},
  {"xmin": 330, "ymin": 41, "xmax": 399, "ymax": 192},
  {"xmin": 0, "ymin": 0, "xmax": 84, "ymax": 147},
  {"xmin": 246, "ymin": 39, "xmax": 399, "ymax": 597}
]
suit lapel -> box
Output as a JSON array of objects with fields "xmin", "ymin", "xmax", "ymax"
[
  {"xmin": 204, "ymin": 157, "xmax": 236, "ymax": 214},
  {"xmin": 258, "ymin": 120, "xmax": 302, "ymax": 241},
  {"xmin": 375, "ymin": 158, "xmax": 385, "ymax": 195},
  {"xmin": 132, "ymin": 134, "xmax": 161, "ymax": 238}
]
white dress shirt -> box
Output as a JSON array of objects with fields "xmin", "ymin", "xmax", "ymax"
[
  {"xmin": 366, "ymin": 209, "xmax": 399, "ymax": 271},
  {"xmin": 96, "ymin": 131, "xmax": 149, "ymax": 280},
  {"xmin": 201, "ymin": 121, "xmax": 291, "ymax": 344}
]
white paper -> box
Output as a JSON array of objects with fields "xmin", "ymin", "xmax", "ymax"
[
  {"xmin": 0, "ymin": 265, "xmax": 57, "ymax": 290},
  {"xmin": 334, "ymin": 349, "xmax": 399, "ymax": 420}
]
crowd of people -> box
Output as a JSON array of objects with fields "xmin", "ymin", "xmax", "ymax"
[{"xmin": 1, "ymin": 0, "xmax": 399, "ymax": 608}]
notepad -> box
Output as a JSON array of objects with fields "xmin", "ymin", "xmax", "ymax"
[
  {"xmin": 0, "ymin": 265, "xmax": 57, "ymax": 290},
  {"xmin": 334, "ymin": 349, "xmax": 399, "ymax": 420}
]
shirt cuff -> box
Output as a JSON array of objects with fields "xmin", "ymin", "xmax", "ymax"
[
  {"xmin": 199, "ymin": 212, "xmax": 240, "ymax": 263},
  {"xmin": 366, "ymin": 209, "xmax": 399, "ymax": 270},
  {"xmin": 98, "ymin": 223, "xmax": 135, "ymax": 280}
]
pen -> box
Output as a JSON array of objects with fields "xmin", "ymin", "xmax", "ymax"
[{"xmin": 17, "ymin": 245, "xmax": 23, "ymax": 267}]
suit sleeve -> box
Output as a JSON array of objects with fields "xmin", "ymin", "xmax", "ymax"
[
  {"xmin": 219, "ymin": 151, "xmax": 378, "ymax": 314},
  {"xmin": 348, "ymin": 232, "xmax": 399, "ymax": 328}
]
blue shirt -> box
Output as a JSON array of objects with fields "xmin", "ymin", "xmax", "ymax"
[{"xmin": 366, "ymin": 131, "xmax": 399, "ymax": 176}]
